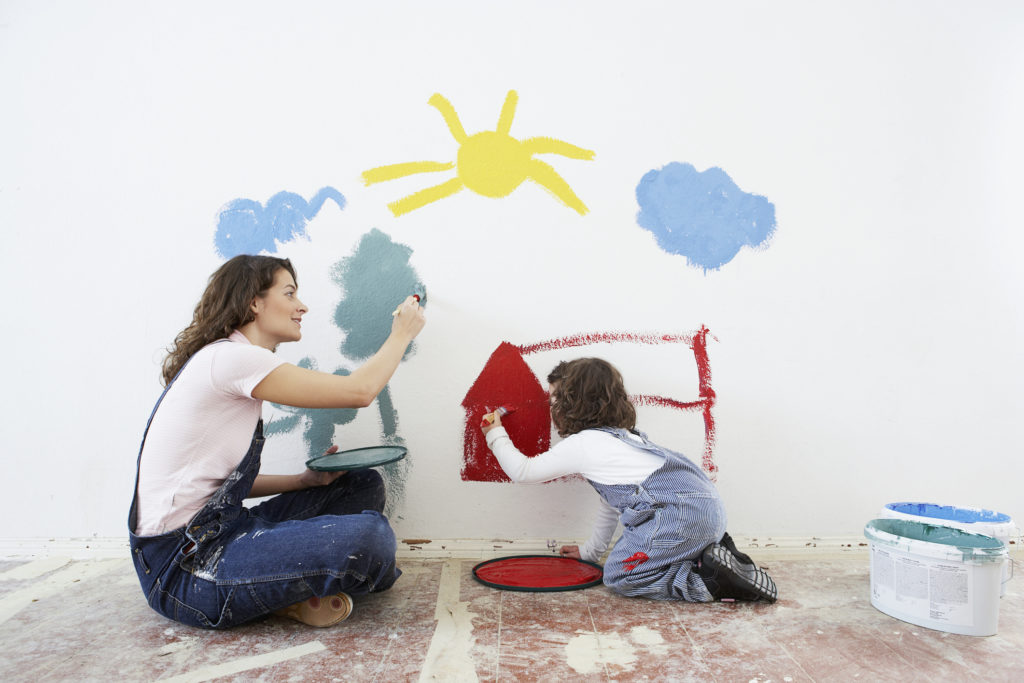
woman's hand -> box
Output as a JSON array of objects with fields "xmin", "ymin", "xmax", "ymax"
[
  {"xmin": 298, "ymin": 444, "xmax": 346, "ymax": 488},
  {"xmin": 249, "ymin": 444, "xmax": 345, "ymax": 497},
  {"xmin": 392, "ymin": 295, "xmax": 426, "ymax": 341},
  {"xmin": 480, "ymin": 411, "xmax": 502, "ymax": 436},
  {"xmin": 560, "ymin": 545, "xmax": 582, "ymax": 559}
]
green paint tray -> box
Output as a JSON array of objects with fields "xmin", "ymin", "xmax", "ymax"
[{"xmin": 306, "ymin": 446, "xmax": 407, "ymax": 472}]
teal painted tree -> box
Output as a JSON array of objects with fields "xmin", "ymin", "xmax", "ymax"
[{"xmin": 267, "ymin": 228, "xmax": 425, "ymax": 514}]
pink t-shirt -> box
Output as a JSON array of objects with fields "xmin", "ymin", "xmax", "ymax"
[{"xmin": 134, "ymin": 331, "xmax": 287, "ymax": 535}]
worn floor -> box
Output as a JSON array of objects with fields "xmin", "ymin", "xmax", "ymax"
[{"xmin": 0, "ymin": 549, "xmax": 1021, "ymax": 682}]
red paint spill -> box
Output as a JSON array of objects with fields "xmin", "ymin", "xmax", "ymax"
[
  {"xmin": 622, "ymin": 551, "xmax": 650, "ymax": 571},
  {"xmin": 473, "ymin": 556, "xmax": 603, "ymax": 589},
  {"xmin": 461, "ymin": 327, "xmax": 718, "ymax": 482}
]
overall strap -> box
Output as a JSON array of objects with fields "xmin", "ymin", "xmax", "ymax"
[{"xmin": 593, "ymin": 426, "xmax": 656, "ymax": 451}]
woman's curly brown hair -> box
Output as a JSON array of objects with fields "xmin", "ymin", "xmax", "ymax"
[
  {"xmin": 546, "ymin": 358, "xmax": 636, "ymax": 437},
  {"xmin": 161, "ymin": 255, "xmax": 296, "ymax": 385}
]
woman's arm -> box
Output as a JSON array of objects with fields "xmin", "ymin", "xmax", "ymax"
[
  {"xmin": 251, "ymin": 296, "xmax": 425, "ymax": 409},
  {"xmin": 247, "ymin": 470, "xmax": 344, "ymax": 497},
  {"xmin": 247, "ymin": 445, "xmax": 346, "ymax": 497}
]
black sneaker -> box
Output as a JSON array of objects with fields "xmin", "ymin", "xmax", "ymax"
[
  {"xmin": 697, "ymin": 543, "xmax": 777, "ymax": 603},
  {"xmin": 719, "ymin": 532, "xmax": 757, "ymax": 579}
]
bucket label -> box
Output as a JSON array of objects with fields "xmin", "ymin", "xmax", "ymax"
[{"xmin": 871, "ymin": 546, "xmax": 973, "ymax": 626}]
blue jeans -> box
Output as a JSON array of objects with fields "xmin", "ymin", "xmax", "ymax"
[{"xmin": 129, "ymin": 420, "xmax": 400, "ymax": 629}]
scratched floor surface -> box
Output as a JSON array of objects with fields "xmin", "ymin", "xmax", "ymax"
[{"xmin": 1, "ymin": 553, "xmax": 1021, "ymax": 681}]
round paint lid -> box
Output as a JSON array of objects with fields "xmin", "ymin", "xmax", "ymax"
[
  {"xmin": 306, "ymin": 446, "xmax": 407, "ymax": 472},
  {"xmin": 884, "ymin": 502, "xmax": 1012, "ymax": 525},
  {"xmin": 472, "ymin": 555, "xmax": 604, "ymax": 592}
]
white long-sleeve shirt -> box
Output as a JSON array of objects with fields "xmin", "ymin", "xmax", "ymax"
[{"xmin": 485, "ymin": 427, "xmax": 664, "ymax": 563}]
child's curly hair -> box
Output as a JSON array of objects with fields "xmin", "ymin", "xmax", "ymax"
[{"xmin": 547, "ymin": 358, "xmax": 636, "ymax": 437}]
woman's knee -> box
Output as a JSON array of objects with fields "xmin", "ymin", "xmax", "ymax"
[
  {"xmin": 355, "ymin": 510, "xmax": 396, "ymax": 553},
  {"xmin": 356, "ymin": 468, "xmax": 386, "ymax": 496},
  {"xmin": 335, "ymin": 469, "xmax": 387, "ymax": 513}
]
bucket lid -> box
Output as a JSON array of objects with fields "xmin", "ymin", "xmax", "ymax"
[
  {"xmin": 884, "ymin": 502, "xmax": 1011, "ymax": 525},
  {"xmin": 864, "ymin": 518, "xmax": 1007, "ymax": 563}
]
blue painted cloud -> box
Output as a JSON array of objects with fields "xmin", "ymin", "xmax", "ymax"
[
  {"xmin": 214, "ymin": 186, "xmax": 346, "ymax": 258},
  {"xmin": 636, "ymin": 163, "xmax": 775, "ymax": 272}
]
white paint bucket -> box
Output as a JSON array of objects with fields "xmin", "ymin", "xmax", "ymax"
[
  {"xmin": 864, "ymin": 518, "xmax": 1007, "ymax": 636},
  {"xmin": 880, "ymin": 502, "xmax": 1017, "ymax": 596}
]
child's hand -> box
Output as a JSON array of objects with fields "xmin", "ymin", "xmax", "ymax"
[
  {"xmin": 559, "ymin": 545, "xmax": 581, "ymax": 559},
  {"xmin": 480, "ymin": 411, "xmax": 502, "ymax": 435}
]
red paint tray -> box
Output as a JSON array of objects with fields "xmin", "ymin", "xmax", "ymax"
[{"xmin": 472, "ymin": 555, "xmax": 603, "ymax": 592}]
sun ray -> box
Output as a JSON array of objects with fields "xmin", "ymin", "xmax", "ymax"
[
  {"xmin": 428, "ymin": 93, "xmax": 468, "ymax": 143},
  {"xmin": 526, "ymin": 158, "xmax": 589, "ymax": 215},
  {"xmin": 365, "ymin": 92, "xmax": 593, "ymax": 216},
  {"xmin": 388, "ymin": 177, "xmax": 465, "ymax": 216},
  {"xmin": 495, "ymin": 90, "xmax": 518, "ymax": 135},
  {"xmin": 362, "ymin": 161, "xmax": 455, "ymax": 186},
  {"xmin": 522, "ymin": 136, "xmax": 596, "ymax": 161}
]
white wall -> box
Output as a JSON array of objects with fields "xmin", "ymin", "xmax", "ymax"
[{"xmin": 2, "ymin": 1, "xmax": 1022, "ymax": 550}]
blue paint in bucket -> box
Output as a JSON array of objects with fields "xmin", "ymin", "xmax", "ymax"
[
  {"xmin": 866, "ymin": 518, "xmax": 1005, "ymax": 558},
  {"xmin": 884, "ymin": 502, "xmax": 1011, "ymax": 525}
]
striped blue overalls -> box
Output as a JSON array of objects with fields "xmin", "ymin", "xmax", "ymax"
[{"xmin": 588, "ymin": 427, "xmax": 727, "ymax": 602}]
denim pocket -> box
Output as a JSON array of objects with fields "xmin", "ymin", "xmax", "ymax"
[
  {"xmin": 620, "ymin": 505, "xmax": 655, "ymax": 528},
  {"xmin": 134, "ymin": 547, "xmax": 150, "ymax": 575},
  {"xmin": 168, "ymin": 592, "xmax": 215, "ymax": 629}
]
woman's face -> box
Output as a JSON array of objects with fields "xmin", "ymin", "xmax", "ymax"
[{"xmin": 249, "ymin": 268, "xmax": 307, "ymax": 348}]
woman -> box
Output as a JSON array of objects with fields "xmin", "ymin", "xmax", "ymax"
[{"xmin": 129, "ymin": 254, "xmax": 426, "ymax": 628}]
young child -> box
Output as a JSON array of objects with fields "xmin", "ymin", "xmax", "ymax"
[{"xmin": 480, "ymin": 357, "xmax": 776, "ymax": 603}]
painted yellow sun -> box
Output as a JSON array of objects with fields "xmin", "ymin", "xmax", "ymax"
[{"xmin": 363, "ymin": 90, "xmax": 595, "ymax": 216}]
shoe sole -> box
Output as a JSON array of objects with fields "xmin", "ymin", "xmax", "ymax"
[
  {"xmin": 276, "ymin": 592, "xmax": 354, "ymax": 627},
  {"xmin": 704, "ymin": 544, "xmax": 778, "ymax": 603}
]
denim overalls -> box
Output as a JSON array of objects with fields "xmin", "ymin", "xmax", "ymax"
[
  {"xmin": 588, "ymin": 427, "xmax": 726, "ymax": 602},
  {"xmin": 128, "ymin": 345, "xmax": 400, "ymax": 629}
]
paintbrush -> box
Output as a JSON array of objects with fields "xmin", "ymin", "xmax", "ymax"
[
  {"xmin": 480, "ymin": 406, "xmax": 515, "ymax": 426},
  {"xmin": 392, "ymin": 290, "xmax": 425, "ymax": 316}
]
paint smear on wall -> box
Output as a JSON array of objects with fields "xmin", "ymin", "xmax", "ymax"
[
  {"xmin": 363, "ymin": 90, "xmax": 594, "ymax": 216},
  {"xmin": 214, "ymin": 187, "xmax": 346, "ymax": 258},
  {"xmin": 332, "ymin": 228, "xmax": 424, "ymax": 361},
  {"xmin": 462, "ymin": 328, "xmax": 717, "ymax": 482},
  {"xmin": 636, "ymin": 162, "xmax": 775, "ymax": 272}
]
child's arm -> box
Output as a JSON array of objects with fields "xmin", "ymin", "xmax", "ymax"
[
  {"xmin": 578, "ymin": 499, "xmax": 619, "ymax": 563},
  {"xmin": 484, "ymin": 425, "xmax": 587, "ymax": 483}
]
